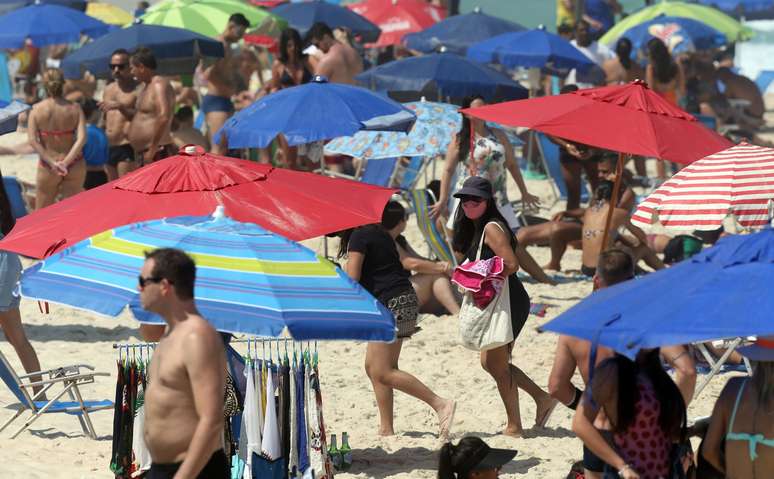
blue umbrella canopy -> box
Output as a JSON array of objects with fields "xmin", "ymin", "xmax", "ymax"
[
  {"xmin": 61, "ymin": 23, "xmax": 225, "ymax": 80},
  {"xmin": 540, "ymin": 229, "xmax": 774, "ymax": 358},
  {"xmin": 355, "ymin": 53, "xmax": 529, "ymax": 101},
  {"xmin": 0, "ymin": 3, "xmax": 109, "ymax": 48},
  {"xmin": 696, "ymin": 0, "xmax": 774, "ymax": 17},
  {"xmin": 620, "ymin": 15, "xmax": 727, "ymax": 56},
  {"xmin": 272, "ymin": 0, "xmax": 381, "ymax": 43},
  {"xmin": 217, "ymin": 76, "xmax": 416, "ymax": 149},
  {"xmin": 467, "ymin": 27, "xmax": 597, "ymax": 72},
  {"xmin": 0, "ymin": 0, "xmax": 86, "ymax": 16},
  {"xmin": 403, "ymin": 8, "xmax": 525, "ymax": 55},
  {"xmin": 20, "ymin": 209, "xmax": 396, "ymax": 341},
  {"xmin": 324, "ymin": 100, "xmax": 460, "ymax": 159}
]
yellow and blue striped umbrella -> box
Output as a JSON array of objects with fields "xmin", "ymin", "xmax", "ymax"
[{"xmin": 20, "ymin": 209, "xmax": 395, "ymax": 341}]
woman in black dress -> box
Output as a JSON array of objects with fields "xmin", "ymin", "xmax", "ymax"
[
  {"xmin": 340, "ymin": 212, "xmax": 456, "ymax": 439},
  {"xmin": 452, "ymin": 176, "xmax": 557, "ymax": 437}
]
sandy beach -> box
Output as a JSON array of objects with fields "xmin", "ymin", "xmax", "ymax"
[{"xmin": 0, "ymin": 142, "xmax": 736, "ymax": 478}]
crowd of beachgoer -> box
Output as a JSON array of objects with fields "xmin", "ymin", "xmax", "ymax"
[{"xmin": 0, "ymin": 1, "xmax": 772, "ymax": 478}]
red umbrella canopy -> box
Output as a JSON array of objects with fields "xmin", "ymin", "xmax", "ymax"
[
  {"xmin": 2, "ymin": 147, "xmax": 395, "ymax": 258},
  {"xmin": 461, "ymin": 80, "xmax": 732, "ymax": 164},
  {"xmin": 348, "ymin": 0, "xmax": 445, "ymax": 48}
]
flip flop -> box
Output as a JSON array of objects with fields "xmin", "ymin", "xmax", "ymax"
[
  {"xmin": 535, "ymin": 398, "xmax": 559, "ymax": 428},
  {"xmin": 438, "ymin": 400, "xmax": 456, "ymax": 440}
]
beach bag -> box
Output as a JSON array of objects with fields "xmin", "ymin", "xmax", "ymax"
[{"xmin": 457, "ymin": 222, "xmax": 513, "ymax": 351}]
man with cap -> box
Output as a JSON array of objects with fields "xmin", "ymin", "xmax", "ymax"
[
  {"xmin": 438, "ymin": 436, "xmax": 517, "ymax": 478},
  {"xmin": 702, "ymin": 336, "xmax": 774, "ymax": 477}
]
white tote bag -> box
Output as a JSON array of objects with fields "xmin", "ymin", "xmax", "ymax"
[{"xmin": 457, "ymin": 222, "xmax": 514, "ymax": 351}]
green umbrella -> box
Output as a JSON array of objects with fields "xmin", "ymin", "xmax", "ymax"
[
  {"xmin": 600, "ymin": 1, "xmax": 753, "ymax": 47},
  {"xmin": 139, "ymin": 0, "xmax": 287, "ymax": 39}
]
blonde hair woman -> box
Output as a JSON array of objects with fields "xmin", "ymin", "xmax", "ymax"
[{"xmin": 28, "ymin": 68, "xmax": 86, "ymax": 210}]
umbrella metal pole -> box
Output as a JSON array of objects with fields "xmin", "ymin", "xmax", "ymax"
[{"xmin": 599, "ymin": 152, "xmax": 626, "ymax": 255}]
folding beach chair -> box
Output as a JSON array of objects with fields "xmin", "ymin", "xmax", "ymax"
[
  {"xmin": 692, "ymin": 338, "xmax": 753, "ymax": 399},
  {"xmin": 409, "ymin": 188, "xmax": 456, "ymax": 265},
  {"xmin": 359, "ymin": 158, "xmax": 399, "ymax": 187},
  {"xmin": 535, "ymin": 132, "xmax": 589, "ymax": 205},
  {"xmin": 0, "ymin": 349, "xmax": 112, "ymax": 439}
]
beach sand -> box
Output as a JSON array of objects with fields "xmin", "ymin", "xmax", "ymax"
[{"xmin": 0, "ymin": 136, "xmax": 742, "ymax": 478}]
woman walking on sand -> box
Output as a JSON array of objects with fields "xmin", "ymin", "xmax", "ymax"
[
  {"xmin": 27, "ymin": 68, "xmax": 86, "ymax": 210},
  {"xmin": 339, "ymin": 209, "xmax": 456, "ymax": 439},
  {"xmin": 452, "ymin": 176, "xmax": 557, "ymax": 437}
]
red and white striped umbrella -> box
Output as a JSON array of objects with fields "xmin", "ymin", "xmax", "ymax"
[{"xmin": 632, "ymin": 142, "xmax": 774, "ymax": 231}]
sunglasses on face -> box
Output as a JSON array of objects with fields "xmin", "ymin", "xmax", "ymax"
[
  {"xmin": 110, "ymin": 63, "xmax": 128, "ymax": 70},
  {"xmin": 460, "ymin": 196, "xmax": 485, "ymax": 205},
  {"xmin": 138, "ymin": 275, "xmax": 165, "ymax": 288}
]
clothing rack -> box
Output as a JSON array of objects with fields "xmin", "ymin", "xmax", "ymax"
[{"xmin": 111, "ymin": 338, "xmax": 318, "ymax": 362}]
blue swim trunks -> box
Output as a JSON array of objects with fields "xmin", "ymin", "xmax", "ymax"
[{"xmin": 201, "ymin": 94, "xmax": 234, "ymax": 114}]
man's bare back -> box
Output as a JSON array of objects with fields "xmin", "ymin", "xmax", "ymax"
[
  {"xmin": 316, "ymin": 42, "xmax": 362, "ymax": 84},
  {"xmin": 581, "ymin": 203, "xmax": 628, "ymax": 269},
  {"xmin": 102, "ymin": 81, "xmax": 138, "ymax": 146},
  {"xmin": 128, "ymin": 76, "xmax": 175, "ymax": 154},
  {"xmin": 144, "ymin": 315, "xmax": 226, "ymax": 463}
]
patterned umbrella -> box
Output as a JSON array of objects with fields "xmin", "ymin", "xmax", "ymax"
[
  {"xmin": 632, "ymin": 142, "xmax": 774, "ymax": 231},
  {"xmin": 139, "ymin": 0, "xmax": 287, "ymax": 39},
  {"xmin": 324, "ymin": 100, "xmax": 460, "ymax": 159},
  {"xmin": 20, "ymin": 208, "xmax": 396, "ymax": 341}
]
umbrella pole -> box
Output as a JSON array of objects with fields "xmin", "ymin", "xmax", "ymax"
[{"xmin": 599, "ymin": 152, "xmax": 626, "ymax": 255}]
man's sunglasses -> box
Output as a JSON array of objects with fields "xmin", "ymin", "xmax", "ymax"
[
  {"xmin": 138, "ymin": 275, "xmax": 167, "ymax": 288},
  {"xmin": 110, "ymin": 63, "xmax": 128, "ymax": 70}
]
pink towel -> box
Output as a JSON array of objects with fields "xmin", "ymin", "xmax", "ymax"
[{"xmin": 452, "ymin": 257, "xmax": 506, "ymax": 308}]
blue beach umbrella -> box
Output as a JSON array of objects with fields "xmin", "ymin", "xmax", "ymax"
[
  {"xmin": 20, "ymin": 208, "xmax": 396, "ymax": 341},
  {"xmin": 403, "ymin": 7, "xmax": 525, "ymax": 55},
  {"xmin": 695, "ymin": 0, "xmax": 774, "ymax": 17},
  {"xmin": 540, "ymin": 228, "xmax": 774, "ymax": 358},
  {"xmin": 0, "ymin": 3, "xmax": 109, "ymax": 48},
  {"xmin": 620, "ymin": 15, "xmax": 727, "ymax": 55},
  {"xmin": 355, "ymin": 53, "xmax": 529, "ymax": 101},
  {"xmin": 467, "ymin": 27, "xmax": 597, "ymax": 73},
  {"xmin": 61, "ymin": 24, "xmax": 225, "ymax": 80},
  {"xmin": 216, "ymin": 76, "xmax": 416, "ymax": 149},
  {"xmin": 272, "ymin": 0, "xmax": 381, "ymax": 43},
  {"xmin": 324, "ymin": 100, "xmax": 460, "ymax": 159}
]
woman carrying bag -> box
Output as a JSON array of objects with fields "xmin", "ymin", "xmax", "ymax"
[{"xmin": 451, "ymin": 176, "xmax": 557, "ymax": 437}]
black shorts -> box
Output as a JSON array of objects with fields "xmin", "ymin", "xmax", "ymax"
[
  {"xmin": 83, "ymin": 170, "xmax": 107, "ymax": 190},
  {"xmin": 559, "ymin": 148, "xmax": 601, "ymax": 165},
  {"xmin": 107, "ymin": 144, "xmax": 135, "ymax": 167},
  {"xmin": 583, "ymin": 430, "xmax": 614, "ymax": 472},
  {"xmin": 147, "ymin": 449, "xmax": 229, "ymax": 479}
]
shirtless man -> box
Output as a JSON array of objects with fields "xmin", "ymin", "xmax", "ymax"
[
  {"xmin": 202, "ymin": 13, "xmax": 249, "ymax": 154},
  {"xmin": 139, "ymin": 248, "xmax": 228, "ymax": 478},
  {"xmin": 128, "ymin": 48, "xmax": 176, "ymax": 164},
  {"xmin": 171, "ymin": 106, "xmax": 209, "ymax": 151},
  {"xmin": 306, "ymin": 22, "xmax": 363, "ymax": 84},
  {"xmin": 548, "ymin": 249, "xmax": 695, "ymax": 478},
  {"xmin": 100, "ymin": 49, "xmax": 139, "ymax": 181}
]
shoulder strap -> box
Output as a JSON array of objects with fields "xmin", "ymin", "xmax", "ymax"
[
  {"xmin": 476, "ymin": 221, "xmax": 505, "ymax": 261},
  {"xmin": 728, "ymin": 378, "xmax": 748, "ymax": 434}
]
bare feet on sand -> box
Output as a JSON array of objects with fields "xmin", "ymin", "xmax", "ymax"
[
  {"xmin": 437, "ymin": 399, "xmax": 456, "ymax": 440},
  {"xmin": 535, "ymin": 397, "xmax": 559, "ymax": 428},
  {"xmin": 378, "ymin": 427, "xmax": 395, "ymax": 437},
  {"xmin": 503, "ymin": 425, "xmax": 524, "ymax": 438}
]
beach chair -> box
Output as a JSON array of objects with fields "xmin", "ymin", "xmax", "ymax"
[
  {"xmin": 692, "ymin": 338, "xmax": 753, "ymax": 399},
  {"xmin": 0, "ymin": 349, "xmax": 112, "ymax": 439},
  {"xmin": 359, "ymin": 158, "xmax": 399, "ymax": 187},
  {"xmin": 409, "ymin": 188, "xmax": 456, "ymax": 265},
  {"xmin": 535, "ymin": 132, "xmax": 589, "ymax": 205}
]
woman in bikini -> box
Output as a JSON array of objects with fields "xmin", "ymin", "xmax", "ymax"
[
  {"xmin": 27, "ymin": 68, "xmax": 86, "ymax": 210},
  {"xmin": 702, "ymin": 336, "xmax": 774, "ymax": 478},
  {"xmin": 645, "ymin": 38, "xmax": 685, "ymax": 180},
  {"xmin": 260, "ymin": 28, "xmax": 313, "ymax": 168}
]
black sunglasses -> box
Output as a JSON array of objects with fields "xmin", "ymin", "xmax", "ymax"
[
  {"xmin": 459, "ymin": 195, "xmax": 485, "ymax": 204},
  {"xmin": 138, "ymin": 275, "xmax": 167, "ymax": 288},
  {"xmin": 110, "ymin": 63, "xmax": 128, "ymax": 70}
]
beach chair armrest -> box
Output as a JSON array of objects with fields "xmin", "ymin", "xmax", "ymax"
[
  {"xmin": 21, "ymin": 371, "xmax": 110, "ymax": 388},
  {"xmin": 17, "ymin": 364, "xmax": 96, "ymax": 380}
]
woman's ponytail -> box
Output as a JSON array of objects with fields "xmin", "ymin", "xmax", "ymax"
[{"xmin": 438, "ymin": 442, "xmax": 456, "ymax": 479}]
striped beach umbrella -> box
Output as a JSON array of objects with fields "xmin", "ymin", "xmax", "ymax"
[
  {"xmin": 20, "ymin": 208, "xmax": 396, "ymax": 341},
  {"xmin": 632, "ymin": 142, "xmax": 774, "ymax": 231},
  {"xmin": 139, "ymin": 0, "xmax": 287, "ymax": 39}
]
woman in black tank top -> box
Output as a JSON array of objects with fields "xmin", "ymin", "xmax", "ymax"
[{"xmin": 452, "ymin": 176, "xmax": 557, "ymax": 437}]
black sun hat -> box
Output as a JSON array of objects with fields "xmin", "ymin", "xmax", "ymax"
[
  {"xmin": 452, "ymin": 176, "xmax": 493, "ymax": 200},
  {"xmin": 459, "ymin": 437, "xmax": 518, "ymax": 472}
]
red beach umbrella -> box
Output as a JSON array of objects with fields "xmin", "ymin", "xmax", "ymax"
[
  {"xmin": 461, "ymin": 80, "xmax": 731, "ymax": 165},
  {"xmin": 632, "ymin": 142, "xmax": 774, "ymax": 231},
  {"xmin": 1, "ymin": 146, "xmax": 394, "ymax": 258},
  {"xmin": 462, "ymin": 80, "xmax": 733, "ymax": 250},
  {"xmin": 348, "ymin": 0, "xmax": 445, "ymax": 48}
]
